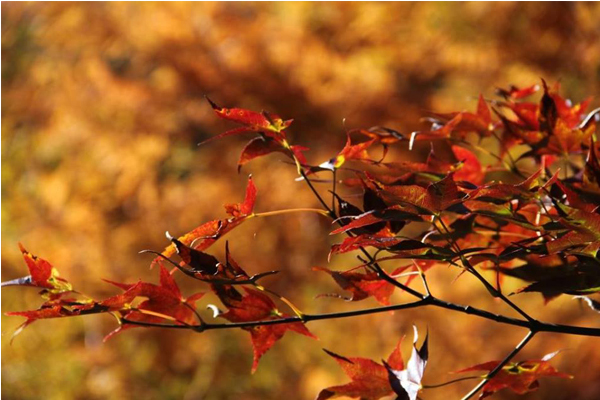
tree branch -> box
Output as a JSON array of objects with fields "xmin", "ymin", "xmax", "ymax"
[{"xmin": 121, "ymin": 296, "xmax": 600, "ymax": 337}]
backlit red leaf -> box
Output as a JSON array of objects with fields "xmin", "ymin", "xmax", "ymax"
[
  {"xmin": 496, "ymin": 84, "xmax": 540, "ymax": 100},
  {"xmin": 104, "ymin": 264, "xmax": 204, "ymax": 340},
  {"xmin": 456, "ymin": 351, "xmax": 572, "ymax": 398},
  {"xmin": 313, "ymin": 266, "xmax": 399, "ymax": 305},
  {"xmin": 452, "ymin": 146, "xmax": 484, "ymax": 185},
  {"xmin": 159, "ymin": 176, "xmax": 257, "ymax": 261},
  {"xmin": 203, "ymin": 97, "xmax": 292, "ymax": 143},
  {"xmin": 330, "ymin": 212, "xmax": 384, "ymax": 235},
  {"xmin": 330, "ymin": 233, "xmax": 402, "ymax": 256},
  {"xmin": 322, "ymin": 135, "xmax": 377, "ymax": 170},
  {"xmin": 216, "ymin": 287, "xmax": 316, "ymax": 372},
  {"xmin": 317, "ymin": 339, "xmax": 405, "ymax": 400}
]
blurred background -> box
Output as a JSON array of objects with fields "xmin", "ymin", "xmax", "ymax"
[{"xmin": 2, "ymin": 2, "xmax": 600, "ymax": 399}]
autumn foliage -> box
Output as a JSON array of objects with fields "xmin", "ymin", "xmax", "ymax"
[{"xmin": 3, "ymin": 79, "xmax": 600, "ymax": 399}]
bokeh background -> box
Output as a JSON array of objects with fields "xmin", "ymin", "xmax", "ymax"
[{"xmin": 2, "ymin": 2, "xmax": 600, "ymax": 399}]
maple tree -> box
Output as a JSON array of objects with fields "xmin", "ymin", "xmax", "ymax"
[{"xmin": 3, "ymin": 80, "xmax": 600, "ymax": 399}]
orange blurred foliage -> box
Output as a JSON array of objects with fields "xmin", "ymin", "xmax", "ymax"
[{"xmin": 2, "ymin": 2, "xmax": 600, "ymax": 399}]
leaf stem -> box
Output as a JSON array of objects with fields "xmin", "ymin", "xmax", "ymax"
[{"xmin": 299, "ymin": 168, "xmax": 337, "ymax": 218}]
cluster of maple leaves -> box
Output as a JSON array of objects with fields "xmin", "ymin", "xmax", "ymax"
[{"xmin": 4, "ymin": 80, "xmax": 599, "ymax": 399}]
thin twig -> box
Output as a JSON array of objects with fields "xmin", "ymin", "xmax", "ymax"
[
  {"xmin": 435, "ymin": 216, "xmax": 534, "ymax": 322},
  {"xmin": 297, "ymin": 163, "xmax": 425, "ymax": 299},
  {"xmin": 139, "ymin": 250, "xmax": 280, "ymax": 285},
  {"xmin": 332, "ymin": 169, "xmax": 337, "ymax": 215},
  {"xmin": 413, "ymin": 259, "xmax": 432, "ymax": 297},
  {"xmin": 299, "ymin": 169, "xmax": 336, "ymax": 218},
  {"xmin": 461, "ymin": 330, "xmax": 537, "ymax": 400}
]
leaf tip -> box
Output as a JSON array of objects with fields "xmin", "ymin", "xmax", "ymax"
[{"xmin": 205, "ymin": 95, "xmax": 220, "ymax": 110}]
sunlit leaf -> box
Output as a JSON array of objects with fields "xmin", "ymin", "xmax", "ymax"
[
  {"xmin": 456, "ymin": 351, "xmax": 572, "ymax": 398},
  {"xmin": 317, "ymin": 339, "xmax": 405, "ymax": 400}
]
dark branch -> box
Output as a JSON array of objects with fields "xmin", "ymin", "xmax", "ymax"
[{"xmin": 119, "ymin": 296, "xmax": 600, "ymax": 337}]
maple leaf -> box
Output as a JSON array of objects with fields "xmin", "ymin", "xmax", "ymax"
[
  {"xmin": 330, "ymin": 233, "xmax": 403, "ymax": 256},
  {"xmin": 546, "ymin": 205, "xmax": 600, "ymax": 254},
  {"xmin": 356, "ymin": 126, "xmax": 406, "ymax": 145},
  {"xmin": 237, "ymin": 136, "xmax": 309, "ymax": 172},
  {"xmin": 428, "ymin": 94, "xmax": 494, "ymax": 137},
  {"xmin": 103, "ymin": 264, "xmax": 204, "ymax": 340},
  {"xmin": 383, "ymin": 326, "xmax": 429, "ymax": 400},
  {"xmin": 512, "ymin": 266, "xmax": 600, "ymax": 304},
  {"xmin": 455, "ymin": 351, "xmax": 572, "ymax": 398},
  {"xmin": 331, "ymin": 190, "xmax": 390, "ymax": 236},
  {"xmin": 2, "ymin": 245, "xmax": 161, "ymax": 340},
  {"xmin": 553, "ymin": 180, "xmax": 597, "ymax": 213},
  {"xmin": 313, "ymin": 266, "xmax": 404, "ymax": 305},
  {"xmin": 549, "ymin": 88, "xmax": 592, "ymax": 129},
  {"xmin": 4, "ymin": 286, "xmax": 146, "ymax": 341},
  {"xmin": 320, "ymin": 134, "xmax": 377, "ymax": 170},
  {"xmin": 200, "ymin": 98, "xmax": 310, "ymax": 171},
  {"xmin": 158, "ymin": 175, "xmax": 257, "ymax": 261},
  {"xmin": 201, "ymin": 97, "xmax": 292, "ymax": 144},
  {"xmin": 411, "ymin": 113, "xmax": 464, "ymax": 144},
  {"xmin": 317, "ymin": 339, "xmax": 404, "ymax": 400},
  {"xmin": 546, "ymin": 118, "xmax": 593, "ymax": 154},
  {"xmin": 451, "ymin": 145, "xmax": 485, "ymax": 185},
  {"xmin": 497, "ymin": 81, "xmax": 593, "ymax": 157},
  {"xmin": 170, "ymin": 235, "xmax": 220, "ymax": 275},
  {"xmin": 467, "ymin": 168, "xmax": 550, "ymax": 205},
  {"xmin": 378, "ymin": 173, "xmax": 463, "ymax": 214},
  {"xmin": 496, "ymin": 84, "xmax": 540, "ymax": 100},
  {"xmin": 1, "ymin": 244, "xmax": 72, "ymax": 295},
  {"xmin": 331, "ymin": 211, "xmax": 386, "ymax": 236},
  {"xmin": 538, "ymin": 79, "xmax": 558, "ymax": 136},
  {"xmin": 214, "ymin": 287, "xmax": 316, "ymax": 373},
  {"xmin": 582, "ymin": 141, "xmax": 600, "ymax": 194},
  {"xmin": 5, "ymin": 285, "xmax": 147, "ymax": 335},
  {"xmin": 5, "ymin": 303, "xmax": 97, "ymax": 341}
]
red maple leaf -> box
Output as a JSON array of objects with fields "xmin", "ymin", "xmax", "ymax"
[
  {"xmin": 455, "ymin": 351, "xmax": 572, "ymax": 398},
  {"xmin": 1, "ymin": 244, "xmax": 72, "ymax": 294},
  {"xmin": 317, "ymin": 327, "xmax": 428, "ymax": 400},
  {"xmin": 428, "ymin": 94, "xmax": 494, "ymax": 137},
  {"xmin": 103, "ymin": 264, "xmax": 204, "ymax": 341},
  {"xmin": 317, "ymin": 340, "xmax": 404, "ymax": 400},
  {"xmin": 238, "ymin": 136, "xmax": 309, "ymax": 172},
  {"xmin": 215, "ymin": 287, "xmax": 316, "ymax": 373},
  {"xmin": 330, "ymin": 232, "xmax": 403, "ymax": 256},
  {"xmin": 158, "ymin": 175, "xmax": 257, "ymax": 261},
  {"xmin": 451, "ymin": 145, "xmax": 485, "ymax": 185},
  {"xmin": 320, "ymin": 134, "xmax": 378, "ymax": 170},
  {"xmin": 202, "ymin": 97, "xmax": 292, "ymax": 144},
  {"xmin": 379, "ymin": 173, "xmax": 463, "ymax": 214},
  {"xmin": 313, "ymin": 266, "xmax": 405, "ymax": 305},
  {"xmin": 496, "ymin": 84, "xmax": 540, "ymax": 100}
]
